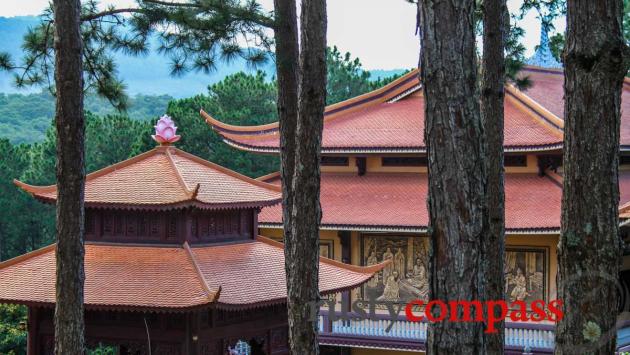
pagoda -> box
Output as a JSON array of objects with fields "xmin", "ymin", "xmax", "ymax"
[
  {"xmin": 203, "ymin": 67, "xmax": 630, "ymax": 354},
  {"xmin": 0, "ymin": 116, "xmax": 385, "ymax": 355}
]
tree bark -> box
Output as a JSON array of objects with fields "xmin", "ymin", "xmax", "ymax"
[
  {"xmin": 556, "ymin": 0, "xmax": 628, "ymax": 354},
  {"xmin": 283, "ymin": 0, "xmax": 327, "ymax": 353},
  {"xmin": 274, "ymin": 0, "xmax": 299, "ymax": 294},
  {"xmin": 274, "ymin": 0, "xmax": 299, "ymax": 218},
  {"xmin": 419, "ymin": 0, "xmax": 488, "ymax": 353},
  {"xmin": 481, "ymin": 0, "xmax": 508, "ymax": 353},
  {"xmin": 52, "ymin": 0, "xmax": 86, "ymax": 354}
]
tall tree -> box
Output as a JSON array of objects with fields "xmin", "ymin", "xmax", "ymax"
[
  {"xmin": 556, "ymin": 0, "xmax": 628, "ymax": 354},
  {"xmin": 418, "ymin": 0, "xmax": 488, "ymax": 353},
  {"xmin": 481, "ymin": 0, "xmax": 508, "ymax": 353},
  {"xmin": 52, "ymin": 0, "xmax": 86, "ymax": 353},
  {"xmin": 272, "ymin": 0, "xmax": 303, "ymax": 345},
  {"xmin": 280, "ymin": 0, "xmax": 327, "ymax": 352},
  {"xmin": 273, "ymin": 4, "xmax": 299, "ymax": 312}
]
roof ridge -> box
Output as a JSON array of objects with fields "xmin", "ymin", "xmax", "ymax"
[
  {"xmin": 0, "ymin": 243, "xmax": 56, "ymax": 269},
  {"xmin": 254, "ymin": 235, "xmax": 390, "ymax": 274},
  {"xmin": 256, "ymin": 171, "xmax": 281, "ymax": 182},
  {"xmin": 204, "ymin": 69, "xmax": 421, "ymax": 136},
  {"xmin": 164, "ymin": 147, "xmax": 195, "ymax": 196},
  {"xmin": 201, "ymin": 110, "xmax": 280, "ymax": 133},
  {"xmin": 168, "ymin": 147, "xmax": 282, "ymax": 193},
  {"xmin": 522, "ymin": 65, "xmax": 564, "ymax": 75},
  {"xmin": 505, "ymin": 84, "xmax": 565, "ymax": 133},
  {"xmin": 183, "ymin": 242, "xmax": 221, "ymax": 302}
]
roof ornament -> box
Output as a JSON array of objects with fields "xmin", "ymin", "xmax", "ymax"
[
  {"xmin": 525, "ymin": 22, "xmax": 562, "ymax": 69},
  {"xmin": 152, "ymin": 114, "xmax": 181, "ymax": 145}
]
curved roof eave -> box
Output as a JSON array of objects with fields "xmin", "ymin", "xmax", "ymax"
[{"xmin": 203, "ymin": 69, "xmax": 421, "ymax": 136}]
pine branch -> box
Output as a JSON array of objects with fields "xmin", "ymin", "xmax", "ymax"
[{"xmin": 81, "ymin": 8, "xmax": 145, "ymax": 21}]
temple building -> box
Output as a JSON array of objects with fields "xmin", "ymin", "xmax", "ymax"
[
  {"xmin": 204, "ymin": 66, "xmax": 630, "ymax": 355},
  {"xmin": 0, "ymin": 116, "xmax": 385, "ymax": 355}
]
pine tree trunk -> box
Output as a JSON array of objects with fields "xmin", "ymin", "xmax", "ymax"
[
  {"xmin": 419, "ymin": 0, "xmax": 488, "ymax": 353},
  {"xmin": 481, "ymin": 0, "xmax": 507, "ymax": 353},
  {"xmin": 283, "ymin": 0, "xmax": 327, "ymax": 353},
  {"xmin": 52, "ymin": 0, "xmax": 86, "ymax": 353},
  {"xmin": 555, "ymin": 0, "xmax": 628, "ymax": 354},
  {"xmin": 274, "ymin": 0, "xmax": 299, "ymax": 240}
]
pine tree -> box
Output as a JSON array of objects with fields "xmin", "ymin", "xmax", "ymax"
[
  {"xmin": 277, "ymin": 0, "xmax": 328, "ymax": 353},
  {"xmin": 481, "ymin": 0, "xmax": 508, "ymax": 352},
  {"xmin": 555, "ymin": 0, "xmax": 629, "ymax": 353},
  {"xmin": 418, "ymin": 0, "xmax": 489, "ymax": 353},
  {"xmin": 52, "ymin": 0, "xmax": 86, "ymax": 352}
]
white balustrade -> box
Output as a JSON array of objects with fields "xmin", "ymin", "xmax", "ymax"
[
  {"xmin": 329, "ymin": 316, "xmax": 427, "ymax": 340},
  {"xmin": 320, "ymin": 312, "xmax": 554, "ymax": 350},
  {"xmin": 505, "ymin": 326, "xmax": 554, "ymax": 350}
]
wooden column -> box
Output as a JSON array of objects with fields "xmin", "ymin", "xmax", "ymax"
[
  {"xmin": 184, "ymin": 209, "xmax": 194, "ymax": 243},
  {"xmin": 339, "ymin": 231, "xmax": 352, "ymax": 312},
  {"xmin": 355, "ymin": 157, "xmax": 366, "ymax": 176},
  {"xmin": 253, "ymin": 208, "xmax": 260, "ymax": 238},
  {"xmin": 27, "ymin": 307, "xmax": 39, "ymax": 355}
]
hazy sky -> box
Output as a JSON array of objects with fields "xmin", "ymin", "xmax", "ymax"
[{"xmin": 0, "ymin": 0, "xmax": 564, "ymax": 70}]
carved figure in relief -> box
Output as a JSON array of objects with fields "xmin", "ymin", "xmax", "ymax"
[
  {"xmin": 508, "ymin": 268, "xmax": 529, "ymax": 302},
  {"xmin": 407, "ymin": 257, "xmax": 429, "ymax": 300},
  {"xmin": 366, "ymin": 250, "xmax": 380, "ymax": 287},
  {"xmin": 379, "ymin": 270, "xmax": 400, "ymax": 301},
  {"xmin": 382, "ymin": 247, "xmax": 394, "ymax": 281},
  {"xmin": 394, "ymin": 248, "xmax": 406, "ymax": 277}
]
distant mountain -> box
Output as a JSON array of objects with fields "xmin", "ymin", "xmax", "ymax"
[
  {"xmin": 0, "ymin": 16, "xmax": 275, "ymax": 98},
  {"xmin": 0, "ymin": 16, "xmax": 405, "ymax": 97}
]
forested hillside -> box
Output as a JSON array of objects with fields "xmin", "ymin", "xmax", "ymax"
[{"xmin": 0, "ymin": 92, "xmax": 172, "ymax": 143}]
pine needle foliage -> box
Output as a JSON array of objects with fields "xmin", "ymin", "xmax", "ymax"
[{"xmin": 0, "ymin": 0, "xmax": 274, "ymax": 111}]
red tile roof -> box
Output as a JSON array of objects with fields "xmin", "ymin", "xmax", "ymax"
[
  {"xmin": 517, "ymin": 66, "xmax": 630, "ymax": 147},
  {"xmin": 203, "ymin": 69, "xmax": 564, "ymax": 154},
  {"xmin": 204, "ymin": 66, "xmax": 630, "ymax": 154},
  {"xmin": 0, "ymin": 244, "xmax": 215, "ymax": 310},
  {"xmin": 211, "ymin": 95, "xmax": 562, "ymax": 153},
  {"xmin": 192, "ymin": 237, "xmax": 387, "ymax": 308},
  {"xmin": 14, "ymin": 146, "xmax": 281, "ymax": 210},
  {"xmin": 258, "ymin": 172, "xmax": 564, "ymax": 232},
  {"xmin": 0, "ymin": 237, "xmax": 386, "ymax": 311}
]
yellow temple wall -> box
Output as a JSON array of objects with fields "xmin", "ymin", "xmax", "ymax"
[
  {"xmin": 505, "ymin": 154, "xmax": 540, "ymax": 173},
  {"xmin": 319, "ymin": 154, "xmax": 540, "ymax": 174},
  {"xmin": 259, "ymin": 227, "xmax": 558, "ymax": 355},
  {"xmin": 366, "ymin": 156, "xmax": 427, "ymax": 173},
  {"xmin": 506, "ymin": 234, "xmax": 559, "ymax": 301},
  {"xmin": 321, "ymin": 156, "xmax": 359, "ymax": 174},
  {"xmin": 258, "ymin": 227, "xmax": 342, "ymax": 261},
  {"xmin": 348, "ymin": 232, "xmax": 557, "ymax": 306},
  {"xmin": 259, "ymin": 227, "xmax": 559, "ymax": 302}
]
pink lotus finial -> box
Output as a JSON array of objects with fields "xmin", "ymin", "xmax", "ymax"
[{"xmin": 152, "ymin": 114, "xmax": 181, "ymax": 145}]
